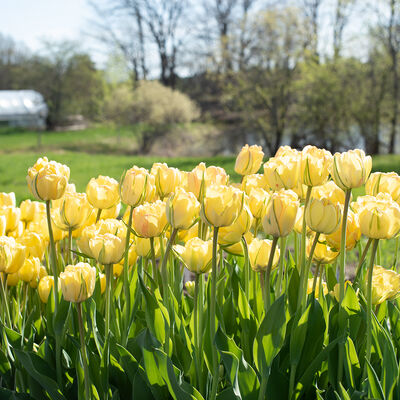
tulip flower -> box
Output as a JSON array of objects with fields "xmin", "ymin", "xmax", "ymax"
[
  {"xmin": 368, "ymin": 266, "xmax": 400, "ymax": 305},
  {"xmin": 20, "ymin": 199, "xmax": 45, "ymax": 222},
  {"xmin": 120, "ymin": 166, "xmax": 155, "ymax": 207},
  {"xmin": 306, "ymin": 197, "xmax": 341, "ymax": 235},
  {"xmin": 174, "ymin": 237, "xmax": 213, "ymax": 274},
  {"xmin": 248, "ymin": 238, "xmax": 280, "ymax": 272},
  {"xmin": 18, "ymin": 257, "xmax": 40, "ymax": 283},
  {"xmin": 366, "ymin": 172, "xmax": 400, "ymax": 204},
  {"xmin": 89, "ymin": 233, "xmax": 125, "ymax": 265},
  {"xmin": 151, "ymin": 162, "xmax": 182, "ymax": 199},
  {"xmin": 300, "ymin": 146, "xmax": 332, "ymax": 187},
  {"xmin": 166, "ymin": 187, "xmax": 200, "ymax": 230},
  {"xmin": 0, "ymin": 192, "xmax": 16, "ymax": 207},
  {"xmin": 234, "ymin": 144, "xmax": 264, "ymax": 176},
  {"xmin": 241, "ymin": 174, "xmax": 268, "ymax": 194},
  {"xmin": 38, "ymin": 276, "xmax": 54, "ymax": 303},
  {"xmin": 86, "ymin": 175, "xmax": 120, "ymax": 216},
  {"xmin": 263, "ymin": 155, "xmax": 299, "ymax": 190}
]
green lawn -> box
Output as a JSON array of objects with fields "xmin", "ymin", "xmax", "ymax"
[{"xmin": 2, "ymin": 127, "xmax": 400, "ymax": 203}]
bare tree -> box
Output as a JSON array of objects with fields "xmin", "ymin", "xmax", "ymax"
[
  {"xmin": 302, "ymin": 0, "xmax": 323, "ymax": 58},
  {"xmin": 333, "ymin": 0, "xmax": 355, "ymax": 58}
]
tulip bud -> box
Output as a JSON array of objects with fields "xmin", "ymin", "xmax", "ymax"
[
  {"xmin": 263, "ymin": 155, "xmax": 299, "ymax": 190},
  {"xmin": 307, "ymin": 278, "xmax": 328, "ymax": 298},
  {"xmin": 248, "ymin": 238, "xmax": 280, "ymax": 272},
  {"xmin": 166, "ymin": 187, "xmax": 200, "ymax": 230},
  {"xmin": 89, "ymin": 233, "xmax": 125, "ymax": 265},
  {"xmin": 6, "ymin": 243, "xmax": 26, "ymax": 274},
  {"xmin": 38, "ymin": 276, "xmax": 54, "ymax": 303},
  {"xmin": 185, "ymin": 281, "xmax": 195, "ymax": 297},
  {"xmin": 18, "ymin": 257, "xmax": 40, "ymax": 283},
  {"xmin": 77, "ymin": 224, "xmax": 98, "ymax": 257},
  {"xmin": 26, "ymin": 157, "xmax": 70, "ymax": 201},
  {"xmin": 248, "ymin": 188, "xmax": 270, "ymax": 219},
  {"xmin": 120, "ymin": 166, "xmax": 155, "ymax": 207},
  {"xmin": 331, "ymin": 149, "xmax": 372, "ymax": 190},
  {"xmin": 151, "ymin": 163, "xmax": 182, "ymax": 199},
  {"xmin": 300, "ymin": 146, "xmax": 332, "ymax": 187},
  {"xmin": 132, "ymin": 200, "xmax": 168, "ymax": 238},
  {"xmin": 86, "ymin": 175, "xmax": 119, "ymax": 210},
  {"xmin": 262, "ymin": 190, "xmax": 299, "ymax": 237},
  {"xmin": 306, "ymin": 197, "xmax": 341, "ymax": 235},
  {"xmin": 60, "ymin": 262, "xmax": 96, "ymax": 303},
  {"xmin": 173, "ymin": 237, "xmax": 213, "ymax": 274},
  {"xmin": 201, "ymin": 185, "xmax": 244, "ymax": 227},
  {"xmin": 234, "ymin": 144, "xmax": 264, "ymax": 176}
]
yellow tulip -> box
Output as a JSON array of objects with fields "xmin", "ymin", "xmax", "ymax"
[
  {"xmin": 17, "ymin": 232, "xmax": 46, "ymax": 259},
  {"xmin": 132, "ymin": 200, "xmax": 168, "ymax": 238},
  {"xmin": 262, "ymin": 190, "xmax": 299, "ymax": 237},
  {"xmin": 248, "ymin": 238, "xmax": 280, "ymax": 272},
  {"xmin": 218, "ymin": 203, "xmax": 253, "ymax": 246},
  {"xmin": 89, "ymin": 233, "xmax": 125, "ymax": 265},
  {"xmin": 263, "ymin": 155, "xmax": 299, "ymax": 190},
  {"xmin": 38, "ymin": 276, "xmax": 54, "ymax": 303},
  {"xmin": 224, "ymin": 232, "xmax": 254, "ymax": 256},
  {"xmin": 120, "ymin": 166, "xmax": 155, "ymax": 207},
  {"xmin": 366, "ymin": 172, "xmax": 400, "ymax": 204},
  {"xmin": 294, "ymin": 206, "xmax": 311, "ymax": 235},
  {"xmin": 248, "ymin": 188, "xmax": 269, "ymax": 219},
  {"xmin": 6, "ymin": 243, "xmax": 26, "ymax": 274},
  {"xmin": 86, "ymin": 175, "xmax": 120, "ymax": 210},
  {"xmin": 18, "ymin": 257, "xmax": 40, "ymax": 283},
  {"xmin": 369, "ymin": 265, "xmax": 400, "ymax": 305},
  {"xmin": 312, "ymin": 181, "xmax": 348, "ymax": 205},
  {"xmin": 20, "ymin": 200, "xmax": 45, "ymax": 222},
  {"xmin": 173, "ymin": 237, "xmax": 213, "ymax": 274},
  {"xmin": 306, "ymin": 197, "xmax": 341, "ymax": 234},
  {"xmin": 325, "ymin": 210, "xmax": 361, "ymax": 250},
  {"xmin": 0, "ymin": 192, "xmax": 15, "ymax": 207},
  {"xmin": 201, "ymin": 185, "xmax": 244, "ymax": 227},
  {"xmin": 7, "ymin": 272, "xmax": 19, "ymax": 287},
  {"xmin": 241, "ymin": 174, "xmax": 268, "ymax": 195},
  {"xmin": 166, "ymin": 187, "xmax": 200, "ymax": 230},
  {"xmin": 0, "ymin": 215, "xmax": 6, "ymax": 236},
  {"xmin": 332, "ymin": 281, "xmax": 352, "ymax": 302},
  {"xmin": 306, "ymin": 235, "xmax": 339, "ymax": 264},
  {"xmin": 300, "ymin": 146, "xmax": 332, "ymax": 187},
  {"xmin": 275, "ymin": 145, "xmax": 300, "ymax": 158},
  {"xmin": 307, "ymin": 278, "xmax": 328, "ymax": 298},
  {"xmin": 0, "ymin": 236, "xmax": 15, "ymax": 272},
  {"xmin": 185, "ymin": 280, "xmax": 195, "ymax": 297},
  {"xmin": 27, "ymin": 157, "xmax": 70, "ymax": 201},
  {"xmin": 8, "ymin": 221, "xmax": 24, "ymax": 239},
  {"xmin": 0, "ymin": 206, "xmax": 21, "ymax": 233},
  {"xmin": 234, "ymin": 144, "xmax": 264, "ymax": 175},
  {"xmin": 151, "ymin": 163, "xmax": 182, "ymax": 199},
  {"xmin": 99, "ymin": 273, "xmax": 106, "ymax": 294},
  {"xmin": 52, "ymin": 192, "xmax": 92, "ymax": 231},
  {"xmin": 60, "ymin": 263, "xmax": 96, "ymax": 303},
  {"xmin": 331, "ymin": 149, "xmax": 372, "ymax": 190},
  {"xmin": 135, "ymin": 236, "xmax": 163, "ymax": 258}
]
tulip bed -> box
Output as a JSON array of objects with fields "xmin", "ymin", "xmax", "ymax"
[{"xmin": 2, "ymin": 146, "xmax": 400, "ymax": 400}]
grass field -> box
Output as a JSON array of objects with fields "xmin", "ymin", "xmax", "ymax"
[{"xmin": 2, "ymin": 126, "xmax": 400, "ymax": 203}]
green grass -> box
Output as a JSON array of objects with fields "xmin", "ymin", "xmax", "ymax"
[{"xmin": 2, "ymin": 126, "xmax": 400, "ymax": 203}]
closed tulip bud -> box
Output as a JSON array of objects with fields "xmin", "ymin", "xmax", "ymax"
[
  {"xmin": 224, "ymin": 231, "xmax": 254, "ymax": 256},
  {"xmin": 241, "ymin": 174, "xmax": 268, "ymax": 194},
  {"xmin": 18, "ymin": 257, "xmax": 40, "ymax": 283},
  {"xmin": 7, "ymin": 272, "xmax": 19, "ymax": 287},
  {"xmin": 113, "ymin": 263, "xmax": 123, "ymax": 277},
  {"xmin": 235, "ymin": 144, "xmax": 264, "ymax": 176},
  {"xmin": 132, "ymin": 200, "xmax": 168, "ymax": 238},
  {"xmin": 38, "ymin": 276, "xmax": 54, "ymax": 303},
  {"xmin": 185, "ymin": 280, "xmax": 195, "ymax": 297},
  {"xmin": 0, "ymin": 236, "xmax": 15, "ymax": 272},
  {"xmin": 325, "ymin": 210, "xmax": 361, "ymax": 250},
  {"xmin": 263, "ymin": 155, "xmax": 299, "ymax": 190},
  {"xmin": 20, "ymin": 200, "xmax": 44, "ymax": 222},
  {"xmin": 187, "ymin": 163, "xmax": 228, "ymax": 200},
  {"xmin": 99, "ymin": 273, "xmax": 106, "ymax": 293},
  {"xmin": 27, "ymin": 157, "xmax": 70, "ymax": 201},
  {"xmin": 201, "ymin": 185, "xmax": 244, "ymax": 227},
  {"xmin": 248, "ymin": 188, "xmax": 270, "ymax": 219},
  {"xmin": 248, "ymin": 238, "xmax": 280, "ymax": 272},
  {"xmin": 166, "ymin": 187, "xmax": 200, "ymax": 230},
  {"xmin": 60, "ymin": 263, "xmax": 96, "ymax": 302},
  {"xmin": 368, "ymin": 266, "xmax": 400, "ymax": 305},
  {"xmin": 86, "ymin": 175, "xmax": 119, "ymax": 210},
  {"xmin": 306, "ymin": 197, "xmax": 341, "ymax": 234},
  {"xmin": 306, "ymin": 235, "xmax": 339, "ymax": 264},
  {"xmin": 366, "ymin": 172, "xmax": 400, "ymax": 204},
  {"xmin": 89, "ymin": 233, "xmax": 125, "ymax": 265},
  {"xmin": 218, "ymin": 203, "xmax": 253, "ymax": 246},
  {"xmin": 120, "ymin": 166, "xmax": 155, "ymax": 207},
  {"xmin": 6, "ymin": 243, "xmax": 26, "ymax": 274},
  {"xmin": 300, "ymin": 146, "xmax": 332, "ymax": 187},
  {"xmin": 173, "ymin": 237, "xmax": 213, "ymax": 274},
  {"xmin": 151, "ymin": 163, "xmax": 182, "ymax": 199},
  {"xmin": 294, "ymin": 206, "xmax": 311, "ymax": 235},
  {"xmin": 0, "ymin": 192, "xmax": 16, "ymax": 207},
  {"xmin": 331, "ymin": 149, "xmax": 372, "ymax": 190},
  {"xmin": 0, "ymin": 206, "xmax": 21, "ymax": 232},
  {"xmin": 262, "ymin": 190, "xmax": 299, "ymax": 237}
]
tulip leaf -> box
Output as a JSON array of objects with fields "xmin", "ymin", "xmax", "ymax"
[
  {"xmin": 253, "ymin": 295, "xmax": 287, "ymax": 373},
  {"xmin": 366, "ymin": 359, "xmax": 386, "ymax": 400},
  {"xmin": 343, "ymin": 337, "xmax": 361, "ymax": 388},
  {"xmin": 290, "ymin": 303, "xmax": 311, "ymax": 368},
  {"xmin": 54, "ymin": 298, "xmax": 71, "ymax": 338}
]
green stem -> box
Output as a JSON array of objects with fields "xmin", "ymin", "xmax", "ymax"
[
  {"xmin": 77, "ymin": 302, "xmax": 91, "ymax": 400},
  {"xmin": 122, "ymin": 206, "xmax": 133, "ymax": 345},
  {"xmin": 95, "ymin": 208, "xmax": 102, "ymax": 223},
  {"xmin": 354, "ymin": 238, "xmax": 372, "ymax": 283},
  {"xmin": 194, "ymin": 274, "xmax": 200, "ymax": 388},
  {"xmin": 276, "ymin": 237, "xmax": 287, "ymax": 298},
  {"xmin": 258, "ymin": 371, "xmax": 269, "ymax": 400},
  {"xmin": 297, "ymin": 186, "xmax": 312, "ymax": 312},
  {"xmin": 150, "ymin": 237, "xmax": 157, "ymax": 282},
  {"xmin": 302, "ymin": 232, "xmax": 321, "ymax": 309},
  {"xmin": 312, "ymin": 261, "xmax": 321, "ymax": 293},
  {"xmin": 294, "ymin": 231, "xmax": 299, "ymax": 269},
  {"xmin": 0, "ymin": 274, "xmax": 11, "ymax": 328},
  {"xmin": 104, "ymin": 263, "xmax": 113, "ymax": 400},
  {"xmin": 198, "ymin": 274, "xmax": 205, "ymax": 394},
  {"xmin": 395, "ymin": 236, "xmax": 400, "ymax": 271},
  {"xmin": 337, "ymin": 189, "xmax": 352, "ymax": 386},
  {"xmin": 365, "ymin": 239, "xmax": 379, "ymax": 377},
  {"xmin": 288, "ymin": 364, "xmax": 297, "ymax": 400},
  {"xmin": 259, "ymin": 271, "xmax": 266, "ymax": 312},
  {"xmin": 209, "ymin": 226, "xmax": 219, "ymax": 400},
  {"xmin": 242, "ymin": 236, "xmax": 250, "ymax": 300},
  {"xmin": 264, "ymin": 237, "xmax": 279, "ymax": 312},
  {"xmin": 67, "ymin": 227, "xmax": 72, "ymax": 266},
  {"xmin": 46, "ymin": 200, "xmax": 59, "ymax": 312}
]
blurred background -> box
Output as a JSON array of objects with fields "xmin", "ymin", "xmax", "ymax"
[{"xmin": 1, "ymin": 0, "xmax": 400, "ymax": 200}]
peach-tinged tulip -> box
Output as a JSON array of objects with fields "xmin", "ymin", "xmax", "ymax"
[
  {"xmin": 89, "ymin": 233, "xmax": 125, "ymax": 265},
  {"xmin": 201, "ymin": 185, "xmax": 244, "ymax": 227},
  {"xmin": 27, "ymin": 157, "xmax": 70, "ymax": 201},
  {"xmin": 132, "ymin": 200, "xmax": 168, "ymax": 238},
  {"xmin": 248, "ymin": 238, "xmax": 280, "ymax": 272},
  {"xmin": 60, "ymin": 263, "xmax": 96, "ymax": 303},
  {"xmin": 38, "ymin": 276, "xmax": 54, "ymax": 303},
  {"xmin": 306, "ymin": 197, "xmax": 341, "ymax": 235},
  {"xmin": 86, "ymin": 175, "xmax": 119, "ymax": 210},
  {"xmin": 300, "ymin": 146, "xmax": 332, "ymax": 187},
  {"xmin": 234, "ymin": 144, "xmax": 264, "ymax": 175},
  {"xmin": 120, "ymin": 166, "xmax": 155, "ymax": 207},
  {"xmin": 173, "ymin": 237, "xmax": 213, "ymax": 274},
  {"xmin": 331, "ymin": 149, "xmax": 372, "ymax": 190},
  {"xmin": 262, "ymin": 190, "xmax": 299, "ymax": 237},
  {"xmin": 166, "ymin": 187, "xmax": 200, "ymax": 230}
]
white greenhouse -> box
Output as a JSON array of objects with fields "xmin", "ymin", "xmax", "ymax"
[{"xmin": 0, "ymin": 90, "xmax": 48, "ymax": 129}]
